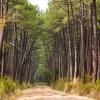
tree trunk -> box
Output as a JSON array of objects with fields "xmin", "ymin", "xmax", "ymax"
[{"xmin": 91, "ymin": 0, "xmax": 98, "ymax": 83}]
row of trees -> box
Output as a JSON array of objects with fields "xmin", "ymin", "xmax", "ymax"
[
  {"xmin": 43, "ymin": 0, "xmax": 100, "ymax": 83},
  {"xmin": 0, "ymin": 0, "xmax": 100, "ymax": 84},
  {"xmin": 0, "ymin": 0, "xmax": 42, "ymax": 83}
]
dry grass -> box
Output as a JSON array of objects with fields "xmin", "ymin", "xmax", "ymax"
[{"xmin": 52, "ymin": 78, "xmax": 100, "ymax": 100}]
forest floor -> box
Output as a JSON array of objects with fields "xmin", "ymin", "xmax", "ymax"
[{"xmin": 16, "ymin": 85, "xmax": 94, "ymax": 100}]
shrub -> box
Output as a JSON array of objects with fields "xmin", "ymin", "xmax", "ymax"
[
  {"xmin": 94, "ymin": 80, "xmax": 100, "ymax": 92},
  {"xmin": 54, "ymin": 78, "xmax": 100, "ymax": 94},
  {"xmin": 82, "ymin": 83, "xmax": 94, "ymax": 94},
  {"xmin": 64, "ymin": 78, "xmax": 94, "ymax": 95},
  {"xmin": 64, "ymin": 78, "xmax": 83, "ymax": 93},
  {"xmin": 52, "ymin": 78, "xmax": 100, "ymax": 98},
  {"xmin": 64, "ymin": 82, "xmax": 72, "ymax": 92},
  {"xmin": 0, "ymin": 76, "xmax": 16, "ymax": 97},
  {"xmin": 53, "ymin": 78, "xmax": 66, "ymax": 91}
]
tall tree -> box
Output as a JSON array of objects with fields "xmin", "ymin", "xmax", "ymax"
[{"xmin": 92, "ymin": 0, "xmax": 98, "ymax": 83}]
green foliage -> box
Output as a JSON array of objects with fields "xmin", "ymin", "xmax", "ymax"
[
  {"xmin": 94, "ymin": 80, "xmax": 100, "ymax": 92},
  {"xmin": 34, "ymin": 66, "xmax": 51, "ymax": 84},
  {"xmin": 0, "ymin": 77, "xmax": 16, "ymax": 97},
  {"xmin": 0, "ymin": 77, "xmax": 34, "ymax": 99}
]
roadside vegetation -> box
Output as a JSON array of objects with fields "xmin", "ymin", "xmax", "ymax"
[
  {"xmin": 52, "ymin": 78, "xmax": 100, "ymax": 100},
  {"xmin": 0, "ymin": 76, "xmax": 34, "ymax": 99}
]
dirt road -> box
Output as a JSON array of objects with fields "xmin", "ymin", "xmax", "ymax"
[{"xmin": 17, "ymin": 86, "xmax": 94, "ymax": 100}]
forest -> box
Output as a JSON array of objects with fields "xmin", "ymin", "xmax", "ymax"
[{"xmin": 0, "ymin": 0, "xmax": 100, "ymax": 99}]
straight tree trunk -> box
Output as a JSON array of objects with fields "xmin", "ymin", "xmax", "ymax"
[
  {"xmin": 92, "ymin": 0, "xmax": 98, "ymax": 83},
  {"xmin": 80, "ymin": 1, "xmax": 85, "ymax": 79}
]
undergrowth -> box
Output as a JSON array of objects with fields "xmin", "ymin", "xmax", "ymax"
[
  {"xmin": 0, "ymin": 76, "xmax": 16, "ymax": 99},
  {"xmin": 0, "ymin": 76, "xmax": 34, "ymax": 99},
  {"xmin": 52, "ymin": 78, "xmax": 100, "ymax": 100}
]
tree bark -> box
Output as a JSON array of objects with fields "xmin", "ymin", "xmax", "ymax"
[{"xmin": 91, "ymin": 0, "xmax": 98, "ymax": 83}]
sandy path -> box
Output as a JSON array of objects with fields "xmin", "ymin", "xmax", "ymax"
[{"xmin": 17, "ymin": 86, "xmax": 94, "ymax": 100}]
